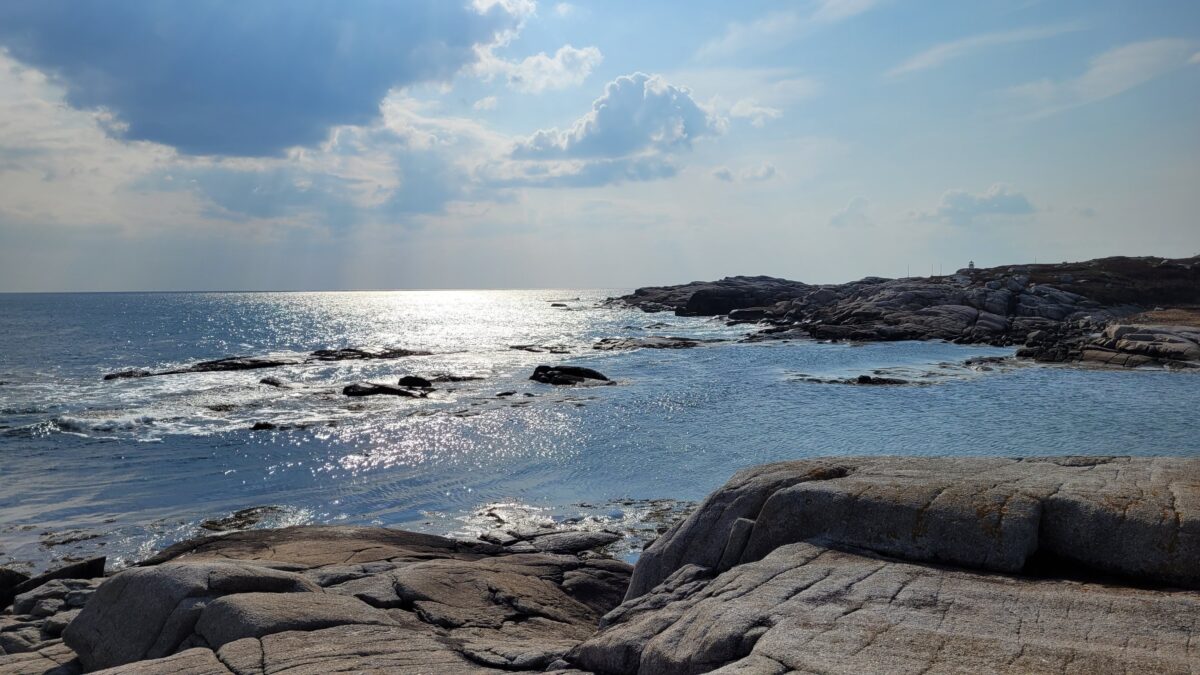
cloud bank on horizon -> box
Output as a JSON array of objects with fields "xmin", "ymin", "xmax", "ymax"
[{"xmin": 0, "ymin": 0, "xmax": 1197, "ymax": 291}]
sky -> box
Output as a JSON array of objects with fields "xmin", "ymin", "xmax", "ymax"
[{"xmin": 0, "ymin": 0, "xmax": 1197, "ymax": 291}]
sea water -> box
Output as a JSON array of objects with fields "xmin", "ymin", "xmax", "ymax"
[{"xmin": 1, "ymin": 291, "xmax": 1197, "ymax": 571}]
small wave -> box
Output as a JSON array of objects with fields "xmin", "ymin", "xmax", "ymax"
[{"xmin": 52, "ymin": 414, "xmax": 157, "ymax": 434}]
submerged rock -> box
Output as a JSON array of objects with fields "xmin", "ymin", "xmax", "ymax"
[
  {"xmin": 308, "ymin": 347, "xmax": 431, "ymax": 362},
  {"xmin": 592, "ymin": 336, "xmax": 713, "ymax": 351},
  {"xmin": 530, "ymin": 365, "xmax": 611, "ymax": 386},
  {"xmin": 102, "ymin": 370, "xmax": 151, "ymax": 381},
  {"xmin": 200, "ymin": 506, "xmax": 284, "ymax": 532},
  {"xmin": 342, "ymin": 383, "xmax": 426, "ymax": 398}
]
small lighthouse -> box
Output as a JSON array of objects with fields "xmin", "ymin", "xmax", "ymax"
[{"xmin": 968, "ymin": 260, "xmax": 975, "ymax": 270}]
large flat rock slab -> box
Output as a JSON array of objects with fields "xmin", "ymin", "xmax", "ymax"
[
  {"xmin": 572, "ymin": 542, "xmax": 1200, "ymax": 675},
  {"xmin": 628, "ymin": 456, "xmax": 1200, "ymax": 599}
]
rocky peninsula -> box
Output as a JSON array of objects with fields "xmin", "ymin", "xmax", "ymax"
[
  {"xmin": 611, "ymin": 255, "xmax": 1200, "ymax": 369},
  {"xmin": 3, "ymin": 455, "xmax": 1198, "ymax": 673}
]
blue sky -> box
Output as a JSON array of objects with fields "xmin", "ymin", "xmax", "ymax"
[{"xmin": 0, "ymin": 0, "xmax": 1197, "ymax": 291}]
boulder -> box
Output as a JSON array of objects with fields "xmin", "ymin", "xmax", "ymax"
[
  {"xmin": 8, "ymin": 558, "xmax": 105, "ymax": 606},
  {"xmin": 397, "ymin": 375, "xmax": 433, "ymax": 388},
  {"xmin": 63, "ymin": 562, "xmax": 319, "ymax": 670},
  {"xmin": 0, "ymin": 569, "xmax": 30, "ymax": 611}
]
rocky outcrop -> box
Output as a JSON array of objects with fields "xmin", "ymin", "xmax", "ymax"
[
  {"xmin": 3, "ymin": 527, "xmax": 631, "ymax": 674},
  {"xmin": 564, "ymin": 455, "xmax": 1200, "ymax": 674},
  {"xmin": 610, "ymin": 256, "xmax": 1200, "ymax": 352},
  {"xmin": 530, "ymin": 365, "xmax": 612, "ymax": 386},
  {"xmin": 611, "ymin": 276, "xmax": 813, "ymax": 316},
  {"xmin": 1020, "ymin": 322, "xmax": 1200, "ymax": 369}
]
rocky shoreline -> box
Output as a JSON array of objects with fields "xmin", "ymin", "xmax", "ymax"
[
  {"xmin": 3, "ymin": 455, "xmax": 1197, "ymax": 673},
  {"xmin": 610, "ymin": 255, "xmax": 1200, "ymax": 369}
]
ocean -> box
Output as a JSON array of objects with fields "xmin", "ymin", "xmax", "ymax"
[{"xmin": 1, "ymin": 290, "xmax": 1197, "ymax": 572}]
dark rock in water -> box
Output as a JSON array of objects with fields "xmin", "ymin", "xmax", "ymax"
[
  {"xmin": 510, "ymin": 344, "xmax": 571, "ymax": 354},
  {"xmin": 0, "ymin": 567, "xmax": 31, "ymax": 610},
  {"xmin": 259, "ymin": 377, "xmax": 288, "ymax": 388},
  {"xmin": 530, "ymin": 365, "xmax": 611, "ymax": 385},
  {"xmin": 9, "ymin": 557, "xmax": 105, "ymax": 607},
  {"xmin": 342, "ymin": 383, "xmax": 424, "ymax": 397},
  {"xmin": 854, "ymin": 375, "xmax": 908, "ymax": 385},
  {"xmin": 431, "ymin": 374, "xmax": 484, "ymax": 383},
  {"xmin": 200, "ymin": 506, "xmax": 284, "ymax": 532},
  {"xmin": 497, "ymin": 391, "xmax": 516, "ymax": 397},
  {"xmin": 102, "ymin": 369, "xmax": 151, "ymax": 381},
  {"xmin": 593, "ymin": 336, "xmax": 712, "ymax": 351},
  {"xmin": 397, "ymin": 375, "xmax": 433, "ymax": 389},
  {"xmin": 250, "ymin": 422, "xmax": 277, "ymax": 432},
  {"xmin": 162, "ymin": 356, "xmax": 298, "ymax": 375},
  {"xmin": 550, "ymin": 302, "xmax": 569, "ymax": 308},
  {"xmin": 309, "ymin": 347, "xmax": 431, "ymax": 362}
]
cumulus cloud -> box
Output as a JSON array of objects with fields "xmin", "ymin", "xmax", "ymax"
[
  {"xmin": 712, "ymin": 167, "xmax": 735, "ymax": 182},
  {"xmin": 829, "ymin": 197, "xmax": 871, "ymax": 228},
  {"xmin": 0, "ymin": 0, "xmax": 526, "ymax": 156},
  {"xmin": 888, "ymin": 24, "xmax": 1082, "ymax": 77},
  {"xmin": 1007, "ymin": 38, "xmax": 1198, "ymax": 118},
  {"xmin": 515, "ymin": 73, "xmax": 724, "ymax": 159},
  {"xmin": 924, "ymin": 184, "xmax": 1034, "ymax": 226},
  {"xmin": 474, "ymin": 96, "xmax": 499, "ymax": 111},
  {"xmin": 476, "ymin": 44, "xmax": 603, "ymax": 93}
]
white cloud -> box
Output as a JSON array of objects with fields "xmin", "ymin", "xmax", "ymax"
[
  {"xmin": 829, "ymin": 197, "xmax": 871, "ymax": 228},
  {"xmin": 741, "ymin": 163, "xmax": 777, "ymax": 182},
  {"xmin": 697, "ymin": 1, "xmax": 880, "ymax": 59},
  {"xmin": 514, "ymin": 73, "xmax": 724, "ymax": 159},
  {"xmin": 730, "ymin": 99, "xmax": 782, "ymax": 127},
  {"xmin": 888, "ymin": 24, "xmax": 1082, "ymax": 77},
  {"xmin": 923, "ymin": 184, "xmax": 1035, "ymax": 226},
  {"xmin": 1007, "ymin": 38, "xmax": 1198, "ymax": 118},
  {"xmin": 473, "ymin": 96, "xmax": 499, "ymax": 111},
  {"xmin": 710, "ymin": 163, "xmax": 776, "ymax": 183},
  {"xmin": 477, "ymin": 44, "xmax": 602, "ymax": 93},
  {"xmin": 553, "ymin": 3, "xmax": 575, "ymax": 18}
]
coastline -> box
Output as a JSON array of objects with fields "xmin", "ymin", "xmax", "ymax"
[{"xmin": 3, "ymin": 455, "xmax": 1197, "ymax": 673}]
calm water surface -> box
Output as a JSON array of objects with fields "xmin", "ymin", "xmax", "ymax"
[{"xmin": 1, "ymin": 291, "xmax": 1197, "ymax": 571}]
